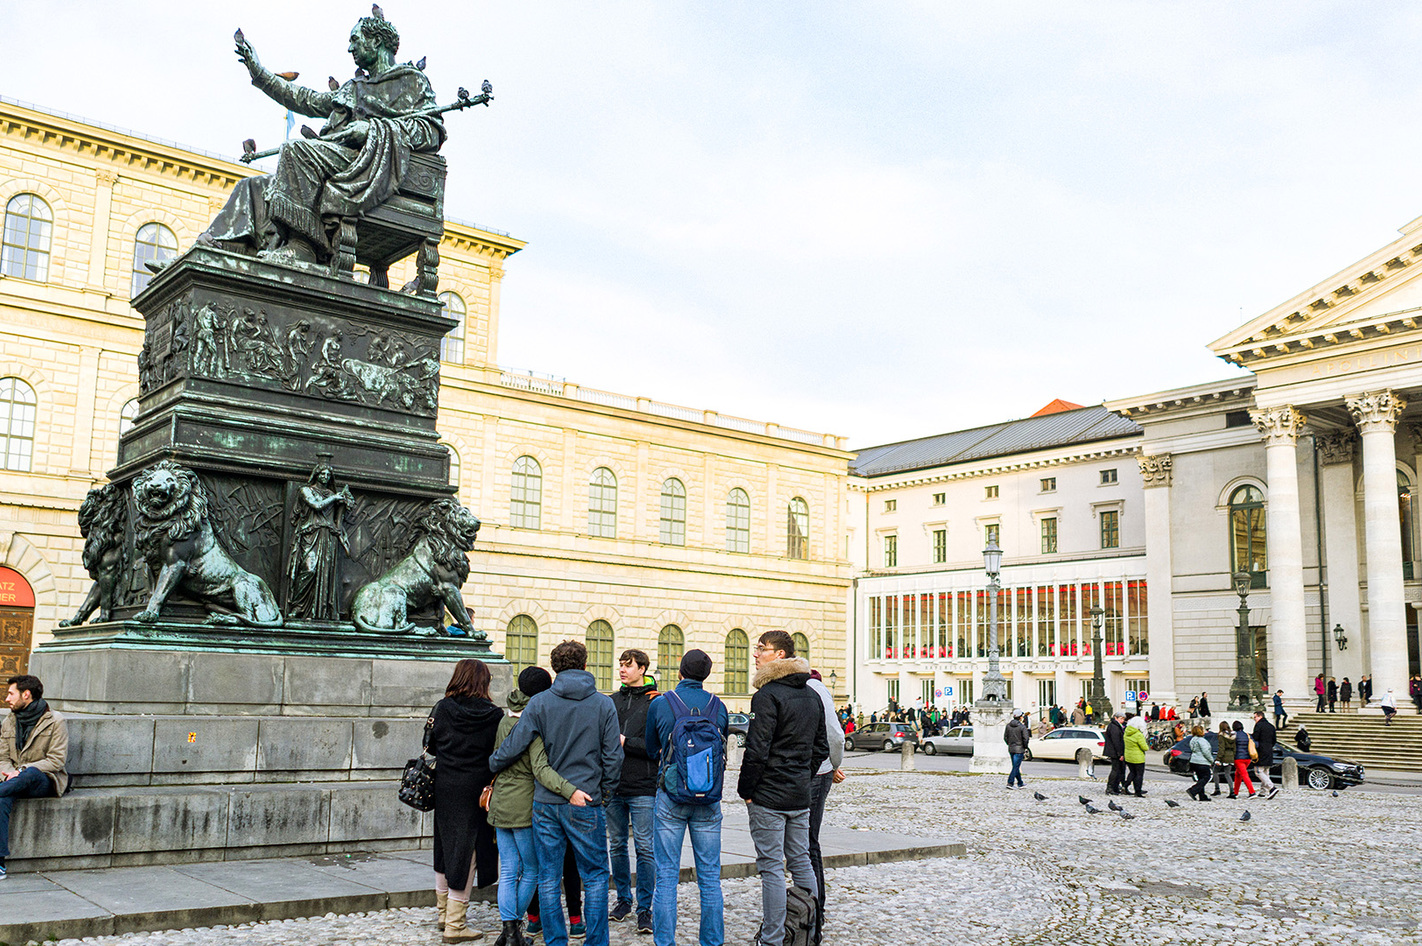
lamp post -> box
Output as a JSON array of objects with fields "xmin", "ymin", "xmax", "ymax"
[
  {"xmin": 1088, "ymin": 606, "xmax": 1113, "ymax": 720},
  {"xmin": 1228, "ymin": 570, "xmax": 1265, "ymax": 711},
  {"xmin": 1333, "ymin": 624, "xmax": 1348, "ymax": 651},
  {"xmin": 980, "ymin": 537, "xmax": 1009, "ymax": 703}
]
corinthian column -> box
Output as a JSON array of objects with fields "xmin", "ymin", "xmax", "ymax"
[
  {"xmin": 1250, "ymin": 405, "xmax": 1309, "ymax": 703},
  {"xmin": 1346, "ymin": 390, "xmax": 1409, "ymax": 701},
  {"xmin": 1137, "ymin": 454, "xmax": 1176, "ymax": 708}
]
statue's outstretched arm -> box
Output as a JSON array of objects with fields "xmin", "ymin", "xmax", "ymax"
[{"xmin": 235, "ymin": 29, "xmax": 334, "ymax": 118}]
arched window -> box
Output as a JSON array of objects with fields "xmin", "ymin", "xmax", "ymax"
[
  {"xmin": 505, "ymin": 614, "xmax": 539, "ymax": 672},
  {"xmin": 724, "ymin": 629, "xmax": 749, "ymax": 694},
  {"xmin": 726, "ymin": 488, "xmax": 750, "ymax": 553},
  {"xmin": 120, "ymin": 398, "xmax": 140, "ymax": 435},
  {"xmin": 587, "ymin": 619, "xmax": 615, "ymax": 690},
  {"xmin": 1229, "ymin": 485, "xmax": 1266, "ymax": 588},
  {"xmin": 2, "ymin": 194, "xmax": 53, "ymax": 281},
  {"xmin": 439, "ymin": 291, "xmax": 466, "ymax": 364},
  {"xmin": 588, "ymin": 467, "xmax": 617, "ymax": 538},
  {"xmin": 660, "ymin": 478, "xmax": 686, "ymax": 546},
  {"xmin": 657, "ymin": 624, "xmax": 685, "ymax": 691},
  {"xmin": 131, "ymin": 223, "xmax": 177, "ymax": 296},
  {"xmin": 0, "ymin": 378, "xmax": 37, "ymax": 472},
  {"xmin": 792, "ymin": 632, "xmax": 810, "ymax": 664},
  {"xmin": 787, "ymin": 497, "xmax": 810, "ymax": 560},
  {"xmin": 510, "ymin": 456, "xmax": 542, "ymax": 529},
  {"xmin": 444, "ymin": 443, "xmax": 461, "ymax": 492},
  {"xmin": 1401, "ymin": 470, "xmax": 1415, "ymax": 580}
]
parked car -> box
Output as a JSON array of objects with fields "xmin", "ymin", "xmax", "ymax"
[
  {"xmin": 1162, "ymin": 733, "xmax": 1366, "ymax": 790},
  {"xmin": 919, "ymin": 726, "xmax": 974, "ymax": 756},
  {"xmin": 727, "ymin": 712, "xmax": 751, "ymax": 747},
  {"xmin": 1027, "ymin": 726, "xmax": 1107, "ymax": 763},
  {"xmin": 844, "ymin": 721, "xmax": 919, "ymax": 752}
]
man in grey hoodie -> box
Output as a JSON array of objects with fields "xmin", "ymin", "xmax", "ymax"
[
  {"xmin": 805, "ymin": 668, "xmax": 844, "ymax": 943},
  {"xmin": 490, "ymin": 641, "xmax": 623, "ymax": 946}
]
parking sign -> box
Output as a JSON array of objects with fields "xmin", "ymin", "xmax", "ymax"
[{"xmin": 1125, "ymin": 690, "xmax": 1137, "ymax": 702}]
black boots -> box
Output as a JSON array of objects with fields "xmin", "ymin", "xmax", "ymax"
[{"xmin": 499, "ymin": 920, "xmax": 527, "ymax": 946}]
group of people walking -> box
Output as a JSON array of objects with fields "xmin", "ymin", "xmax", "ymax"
[
  {"xmin": 1180, "ymin": 711, "xmax": 1281, "ymax": 802},
  {"xmin": 426, "ymin": 630, "xmax": 842, "ymax": 946}
]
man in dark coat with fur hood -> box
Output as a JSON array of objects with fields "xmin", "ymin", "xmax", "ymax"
[{"xmin": 739, "ymin": 631, "xmax": 828, "ymax": 946}]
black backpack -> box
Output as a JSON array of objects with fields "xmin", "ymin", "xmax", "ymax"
[{"xmin": 783, "ymin": 886, "xmax": 818, "ymax": 946}]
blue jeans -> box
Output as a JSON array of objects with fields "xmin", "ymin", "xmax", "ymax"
[
  {"xmin": 496, "ymin": 826, "xmax": 540, "ymax": 922},
  {"xmin": 1008, "ymin": 752, "xmax": 1025, "ymax": 787},
  {"xmin": 653, "ymin": 791, "xmax": 724, "ymax": 946},
  {"xmin": 607, "ymin": 794, "xmax": 656, "ymax": 912},
  {"xmin": 746, "ymin": 804, "xmax": 815, "ymax": 946},
  {"xmin": 533, "ymin": 802, "xmax": 610, "ymax": 946},
  {"xmin": 0, "ymin": 766, "xmax": 55, "ymax": 862}
]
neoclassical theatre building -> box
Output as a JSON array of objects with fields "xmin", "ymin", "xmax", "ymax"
[{"xmin": 0, "ymin": 97, "xmax": 852, "ymax": 708}]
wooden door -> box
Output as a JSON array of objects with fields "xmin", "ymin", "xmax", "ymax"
[{"xmin": 0, "ymin": 608, "xmax": 34, "ymax": 674}]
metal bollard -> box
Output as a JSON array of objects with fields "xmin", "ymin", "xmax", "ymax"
[
  {"xmin": 901, "ymin": 738, "xmax": 915, "ymax": 771},
  {"xmin": 1280, "ymin": 756, "xmax": 1298, "ymax": 793}
]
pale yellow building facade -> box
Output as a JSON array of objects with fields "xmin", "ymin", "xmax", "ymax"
[{"xmin": 0, "ymin": 97, "xmax": 851, "ymax": 708}]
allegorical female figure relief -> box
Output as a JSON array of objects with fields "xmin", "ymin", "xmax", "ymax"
[{"xmin": 287, "ymin": 459, "xmax": 353, "ymax": 620}]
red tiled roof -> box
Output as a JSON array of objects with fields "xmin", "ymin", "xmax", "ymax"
[{"xmin": 1030, "ymin": 399, "xmax": 1085, "ymax": 417}]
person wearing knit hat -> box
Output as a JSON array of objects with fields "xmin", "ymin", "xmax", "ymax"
[
  {"xmin": 519, "ymin": 666, "xmax": 553, "ymax": 697},
  {"xmin": 645, "ymin": 647, "xmax": 730, "ymax": 946}
]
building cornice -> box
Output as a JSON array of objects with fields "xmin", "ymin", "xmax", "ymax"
[
  {"xmin": 1106, "ymin": 379, "xmax": 1256, "ymax": 419},
  {"xmin": 854, "ymin": 442, "xmax": 1140, "ymax": 493}
]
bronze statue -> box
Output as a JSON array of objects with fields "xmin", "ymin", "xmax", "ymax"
[
  {"xmin": 200, "ymin": 7, "xmax": 446, "ymax": 266},
  {"xmin": 286, "ymin": 458, "xmax": 353, "ymax": 620},
  {"xmin": 351, "ymin": 498, "xmax": 480, "ymax": 635},
  {"xmin": 60, "ymin": 484, "xmax": 129, "ymax": 626}
]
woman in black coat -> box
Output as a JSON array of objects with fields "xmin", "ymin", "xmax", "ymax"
[{"xmin": 430, "ymin": 658, "xmax": 504, "ymax": 940}]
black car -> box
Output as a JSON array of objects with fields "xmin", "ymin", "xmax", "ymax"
[
  {"xmin": 727, "ymin": 712, "xmax": 751, "ymax": 747},
  {"xmin": 1163, "ymin": 733, "xmax": 1365, "ymax": 790},
  {"xmin": 844, "ymin": 721, "xmax": 919, "ymax": 752}
]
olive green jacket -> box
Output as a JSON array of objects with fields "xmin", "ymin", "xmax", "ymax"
[
  {"xmin": 486, "ymin": 692, "xmax": 576, "ymax": 829},
  {"xmin": 2, "ymin": 706, "xmax": 70, "ymax": 797}
]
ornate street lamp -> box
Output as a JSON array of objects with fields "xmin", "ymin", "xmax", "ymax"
[
  {"xmin": 980, "ymin": 537, "xmax": 1009, "ymax": 702},
  {"xmin": 1333, "ymin": 624, "xmax": 1348, "ymax": 651},
  {"xmin": 1088, "ymin": 606, "xmax": 1113, "ymax": 720},
  {"xmin": 1229, "ymin": 570, "xmax": 1265, "ymax": 711}
]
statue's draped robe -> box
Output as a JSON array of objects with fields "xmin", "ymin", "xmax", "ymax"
[{"xmin": 206, "ymin": 64, "xmax": 445, "ymax": 254}]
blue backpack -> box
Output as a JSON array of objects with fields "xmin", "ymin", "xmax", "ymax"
[{"xmin": 660, "ymin": 690, "xmax": 726, "ymax": 805}]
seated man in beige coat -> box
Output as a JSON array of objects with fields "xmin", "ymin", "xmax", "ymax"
[{"xmin": 1, "ymin": 674, "xmax": 69, "ymax": 880}]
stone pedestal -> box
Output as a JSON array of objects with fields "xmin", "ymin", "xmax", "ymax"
[{"xmin": 968, "ymin": 700, "xmax": 1011, "ymax": 774}]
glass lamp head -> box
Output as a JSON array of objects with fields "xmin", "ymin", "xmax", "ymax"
[
  {"xmin": 982, "ymin": 537, "xmax": 1003, "ymax": 579},
  {"xmin": 1232, "ymin": 570, "xmax": 1252, "ymax": 598}
]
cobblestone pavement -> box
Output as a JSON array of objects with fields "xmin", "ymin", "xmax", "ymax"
[{"xmin": 33, "ymin": 770, "xmax": 1422, "ymax": 946}]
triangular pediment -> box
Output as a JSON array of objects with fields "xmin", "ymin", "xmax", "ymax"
[{"xmin": 1211, "ymin": 214, "xmax": 1422, "ymax": 367}]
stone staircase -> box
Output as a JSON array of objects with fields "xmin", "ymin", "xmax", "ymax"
[{"xmin": 1287, "ymin": 711, "xmax": 1422, "ymax": 772}]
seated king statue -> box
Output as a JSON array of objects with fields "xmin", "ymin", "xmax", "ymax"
[{"xmin": 197, "ymin": 8, "xmax": 444, "ymax": 267}]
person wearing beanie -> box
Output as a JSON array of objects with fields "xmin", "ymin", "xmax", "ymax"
[
  {"xmin": 607, "ymin": 649, "xmax": 659, "ymax": 932},
  {"xmin": 487, "ymin": 667, "xmax": 581, "ymax": 946},
  {"xmin": 489, "ymin": 640, "xmax": 622, "ymax": 946},
  {"xmin": 645, "ymin": 648, "xmax": 729, "ymax": 946},
  {"xmin": 739, "ymin": 631, "xmax": 828, "ymax": 946}
]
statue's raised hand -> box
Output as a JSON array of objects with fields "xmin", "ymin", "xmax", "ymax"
[{"xmin": 234, "ymin": 29, "xmax": 263, "ymax": 79}]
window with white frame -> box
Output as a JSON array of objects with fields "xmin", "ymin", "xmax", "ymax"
[{"xmin": 588, "ymin": 467, "xmax": 618, "ymax": 538}]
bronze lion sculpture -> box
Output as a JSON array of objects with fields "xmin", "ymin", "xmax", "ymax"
[
  {"xmin": 131, "ymin": 459, "xmax": 283, "ymax": 627},
  {"xmin": 60, "ymin": 483, "xmax": 129, "ymax": 626},
  {"xmin": 352, "ymin": 498, "xmax": 480, "ymax": 634}
]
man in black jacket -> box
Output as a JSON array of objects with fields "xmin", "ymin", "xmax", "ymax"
[
  {"xmin": 1250, "ymin": 710, "xmax": 1279, "ymax": 799},
  {"xmin": 607, "ymin": 648, "xmax": 657, "ymax": 931},
  {"xmin": 739, "ymin": 630, "xmax": 829, "ymax": 946},
  {"xmin": 1103, "ymin": 712, "xmax": 1127, "ymax": 795}
]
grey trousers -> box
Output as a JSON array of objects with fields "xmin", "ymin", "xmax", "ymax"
[{"xmin": 747, "ymin": 803, "xmax": 816, "ymax": 946}]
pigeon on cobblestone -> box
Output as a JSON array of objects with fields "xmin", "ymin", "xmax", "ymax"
[
  {"xmin": 1078, "ymin": 796, "xmax": 1091, "ymax": 805},
  {"xmin": 1165, "ymin": 799, "xmax": 1181, "ymax": 808},
  {"xmin": 1033, "ymin": 791, "xmax": 1047, "ymax": 801},
  {"xmin": 1108, "ymin": 800, "xmax": 1123, "ymax": 812},
  {"xmin": 1240, "ymin": 810, "xmax": 1252, "ymax": 822},
  {"xmin": 1085, "ymin": 804, "xmax": 1102, "ymax": 814},
  {"xmin": 1119, "ymin": 811, "xmax": 1135, "ymax": 820},
  {"xmin": 1332, "ymin": 791, "xmax": 1340, "ymax": 797}
]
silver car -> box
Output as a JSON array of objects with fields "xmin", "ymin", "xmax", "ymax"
[{"xmin": 919, "ymin": 726, "xmax": 974, "ymax": 756}]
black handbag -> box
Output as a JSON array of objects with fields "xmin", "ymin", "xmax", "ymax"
[{"xmin": 398, "ymin": 705, "xmax": 439, "ymax": 812}]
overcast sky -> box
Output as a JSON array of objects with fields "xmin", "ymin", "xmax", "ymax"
[{"xmin": 8, "ymin": 2, "xmax": 1422, "ymax": 446}]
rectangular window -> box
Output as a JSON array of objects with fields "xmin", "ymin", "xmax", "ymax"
[
  {"xmin": 1100, "ymin": 510, "xmax": 1120, "ymax": 549},
  {"xmin": 985, "ymin": 485, "xmax": 999, "ymax": 499},
  {"xmin": 1014, "ymin": 587, "xmax": 1032, "ymax": 657},
  {"xmin": 886, "ymin": 678, "xmax": 900, "ymax": 704},
  {"xmin": 932, "ymin": 529, "xmax": 947, "ymax": 564},
  {"xmin": 1128, "ymin": 579, "xmax": 1149, "ymax": 656},
  {"xmin": 870, "ymin": 596, "xmax": 883, "ymax": 660},
  {"xmin": 936, "ymin": 591, "xmax": 949, "ymax": 657},
  {"xmin": 955, "ymin": 591, "xmax": 970, "ymax": 658},
  {"xmin": 1040, "ymin": 477, "xmax": 1056, "ymax": 492},
  {"xmin": 1041, "ymin": 517, "xmax": 1057, "ymax": 554},
  {"xmin": 884, "ymin": 534, "xmax": 898, "ymax": 568},
  {"xmin": 932, "ymin": 492, "xmax": 946, "ymax": 506},
  {"xmin": 884, "ymin": 499, "xmax": 897, "ymax": 512},
  {"xmin": 957, "ymin": 678, "xmax": 974, "ymax": 706},
  {"xmin": 1103, "ymin": 581, "xmax": 1124, "ymax": 654},
  {"xmin": 1036, "ymin": 584, "xmax": 1055, "ymax": 656},
  {"xmin": 984, "ymin": 522, "xmax": 1000, "ymax": 547},
  {"xmin": 975, "ymin": 590, "xmax": 987, "ymax": 657},
  {"xmin": 922, "ymin": 678, "xmax": 933, "ymax": 706},
  {"xmin": 1038, "ymin": 678, "xmax": 1056, "ymax": 709},
  {"xmin": 1100, "ymin": 469, "xmax": 1118, "ymax": 485},
  {"xmin": 885, "ymin": 595, "xmax": 898, "ymax": 658},
  {"xmin": 1059, "ymin": 584, "xmax": 1078, "ymax": 656}
]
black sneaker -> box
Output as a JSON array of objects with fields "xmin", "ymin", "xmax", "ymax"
[
  {"xmin": 611, "ymin": 901, "xmax": 633, "ymax": 923},
  {"xmin": 1268, "ymin": 787, "xmax": 1279, "ymax": 799},
  {"xmin": 636, "ymin": 910, "xmax": 653, "ymax": 934}
]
